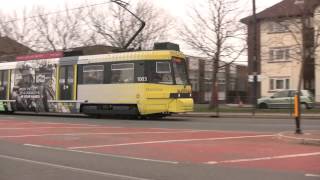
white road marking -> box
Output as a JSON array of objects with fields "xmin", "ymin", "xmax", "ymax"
[
  {"xmin": 0, "ymin": 154, "xmax": 152, "ymax": 180},
  {"xmin": 0, "ymin": 126, "xmax": 123, "ymax": 130},
  {"xmin": 206, "ymin": 152, "xmax": 320, "ymax": 164},
  {"xmin": 305, "ymin": 174, "xmax": 320, "ymax": 177},
  {"xmin": 0, "ymin": 125, "xmax": 201, "ymax": 131},
  {"xmin": 24, "ymin": 144, "xmax": 178, "ymax": 164},
  {"xmin": 68, "ymin": 134, "xmax": 274, "ymax": 150},
  {"xmin": 278, "ymin": 132, "xmax": 320, "ymax": 142},
  {"xmin": 0, "ymin": 121, "xmax": 102, "ymax": 127},
  {"xmin": 29, "ymin": 122, "xmax": 99, "ymax": 127},
  {"xmin": 0, "ymin": 130, "xmax": 210, "ymax": 138}
]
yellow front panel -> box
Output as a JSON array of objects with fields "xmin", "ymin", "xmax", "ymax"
[{"xmin": 138, "ymin": 84, "xmax": 193, "ymax": 115}]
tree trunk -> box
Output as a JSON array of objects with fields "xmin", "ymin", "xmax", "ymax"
[{"xmin": 209, "ymin": 56, "xmax": 220, "ymax": 109}]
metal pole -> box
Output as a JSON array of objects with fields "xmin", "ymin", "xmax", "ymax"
[
  {"xmin": 294, "ymin": 0, "xmax": 306, "ymax": 134},
  {"xmin": 110, "ymin": 0, "xmax": 146, "ymax": 50},
  {"xmin": 252, "ymin": 0, "xmax": 258, "ymax": 115}
]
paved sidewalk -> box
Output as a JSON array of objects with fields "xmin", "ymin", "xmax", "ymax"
[
  {"xmin": 277, "ymin": 130, "xmax": 320, "ymax": 145},
  {"xmin": 176, "ymin": 112, "xmax": 320, "ymax": 119}
]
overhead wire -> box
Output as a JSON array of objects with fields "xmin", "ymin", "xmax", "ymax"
[{"xmin": 1, "ymin": 1, "xmax": 112, "ymax": 24}]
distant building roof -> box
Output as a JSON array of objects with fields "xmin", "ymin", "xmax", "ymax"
[
  {"xmin": 241, "ymin": 0, "xmax": 320, "ymax": 24},
  {"xmin": 0, "ymin": 36, "xmax": 34, "ymax": 62}
]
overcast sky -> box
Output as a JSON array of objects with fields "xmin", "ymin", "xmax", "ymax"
[
  {"xmin": 0, "ymin": 0, "xmax": 283, "ymax": 63},
  {"xmin": 0, "ymin": 0, "xmax": 282, "ymax": 17}
]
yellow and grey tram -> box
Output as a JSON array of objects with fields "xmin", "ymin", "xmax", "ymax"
[{"xmin": 0, "ymin": 50, "xmax": 194, "ymax": 117}]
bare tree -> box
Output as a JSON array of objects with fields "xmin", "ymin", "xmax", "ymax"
[
  {"xmin": 32, "ymin": 5, "xmax": 85, "ymax": 51},
  {"xmin": 0, "ymin": 4, "xmax": 87, "ymax": 52},
  {"xmin": 0, "ymin": 8, "xmax": 39, "ymax": 50},
  {"xmin": 87, "ymin": 0, "xmax": 173, "ymax": 50},
  {"xmin": 180, "ymin": 0, "xmax": 246, "ymax": 109}
]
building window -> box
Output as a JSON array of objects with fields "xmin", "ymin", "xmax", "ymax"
[
  {"xmin": 218, "ymin": 83, "xmax": 226, "ymax": 92},
  {"xmin": 269, "ymin": 47, "xmax": 290, "ymax": 61},
  {"xmin": 204, "ymin": 81, "xmax": 212, "ymax": 92},
  {"xmin": 270, "ymin": 77, "xmax": 290, "ymax": 91},
  {"xmin": 190, "ymin": 79, "xmax": 199, "ymax": 91},
  {"xmin": 83, "ymin": 65, "xmax": 104, "ymax": 84},
  {"xmin": 269, "ymin": 22, "xmax": 289, "ymax": 33},
  {"xmin": 111, "ymin": 63, "xmax": 134, "ymax": 83}
]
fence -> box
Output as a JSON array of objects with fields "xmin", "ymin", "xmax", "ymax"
[{"xmin": 193, "ymin": 95, "xmax": 320, "ymax": 116}]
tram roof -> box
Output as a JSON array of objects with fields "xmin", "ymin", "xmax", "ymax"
[
  {"xmin": 0, "ymin": 50, "xmax": 185, "ymax": 70},
  {"xmin": 78, "ymin": 50, "xmax": 185, "ymax": 64}
]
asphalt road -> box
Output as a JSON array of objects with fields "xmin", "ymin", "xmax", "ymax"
[{"xmin": 0, "ymin": 114, "xmax": 319, "ymax": 180}]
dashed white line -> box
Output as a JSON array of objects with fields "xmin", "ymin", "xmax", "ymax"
[
  {"xmin": 206, "ymin": 152, "xmax": 320, "ymax": 164},
  {"xmin": 24, "ymin": 144, "xmax": 178, "ymax": 164},
  {"xmin": 68, "ymin": 134, "xmax": 274, "ymax": 150},
  {"xmin": 0, "ymin": 130, "xmax": 209, "ymax": 138},
  {"xmin": 0, "ymin": 154, "xmax": 152, "ymax": 180}
]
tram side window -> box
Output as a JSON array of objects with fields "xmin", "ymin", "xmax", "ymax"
[
  {"xmin": 82, "ymin": 65, "xmax": 104, "ymax": 84},
  {"xmin": 150, "ymin": 62, "xmax": 173, "ymax": 84},
  {"xmin": 111, "ymin": 63, "xmax": 134, "ymax": 83},
  {"xmin": 0, "ymin": 70, "xmax": 8, "ymax": 99}
]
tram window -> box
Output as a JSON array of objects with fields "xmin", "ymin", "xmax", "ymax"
[
  {"xmin": 173, "ymin": 58, "xmax": 189, "ymax": 85},
  {"xmin": 83, "ymin": 65, "xmax": 104, "ymax": 84},
  {"xmin": 111, "ymin": 63, "xmax": 134, "ymax": 83},
  {"xmin": 151, "ymin": 62, "xmax": 173, "ymax": 84},
  {"xmin": 0, "ymin": 70, "xmax": 8, "ymax": 100}
]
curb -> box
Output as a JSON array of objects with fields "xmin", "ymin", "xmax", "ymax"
[{"xmin": 174, "ymin": 113, "xmax": 320, "ymax": 119}]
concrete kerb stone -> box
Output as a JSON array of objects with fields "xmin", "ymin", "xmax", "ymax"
[
  {"xmin": 277, "ymin": 131, "xmax": 320, "ymax": 146},
  {"xmin": 175, "ymin": 112, "xmax": 320, "ymax": 119}
]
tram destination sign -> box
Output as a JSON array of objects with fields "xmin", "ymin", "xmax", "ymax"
[{"xmin": 16, "ymin": 51, "xmax": 63, "ymax": 61}]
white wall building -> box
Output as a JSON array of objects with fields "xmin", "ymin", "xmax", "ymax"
[{"xmin": 242, "ymin": 0, "xmax": 320, "ymax": 103}]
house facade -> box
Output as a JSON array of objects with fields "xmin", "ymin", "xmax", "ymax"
[{"xmin": 242, "ymin": 0, "xmax": 320, "ymax": 102}]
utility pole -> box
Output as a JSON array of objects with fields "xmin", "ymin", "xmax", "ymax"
[
  {"xmin": 294, "ymin": 0, "xmax": 306, "ymax": 134},
  {"xmin": 252, "ymin": 0, "xmax": 258, "ymax": 115}
]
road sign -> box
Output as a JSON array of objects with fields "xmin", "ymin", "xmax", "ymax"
[{"xmin": 248, "ymin": 75, "xmax": 261, "ymax": 82}]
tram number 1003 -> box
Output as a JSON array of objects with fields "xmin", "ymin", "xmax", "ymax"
[{"xmin": 137, "ymin": 76, "xmax": 148, "ymax": 82}]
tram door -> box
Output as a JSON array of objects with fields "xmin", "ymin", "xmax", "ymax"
[
  {"xmin": 0, "ymin": 70, "xmax": 8, "ymax": 100},
  {"xmin": 59, "ymin": 66, "xmax": 74, "ymax": 100}
]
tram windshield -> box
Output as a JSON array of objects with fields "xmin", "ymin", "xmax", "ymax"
[
  {"xmin": 172, "ymin": 57, "xmax": 189, "ymax": 85},
  {"xmin": 146, "ymin": 58, "xmax": 189, "ymax": 85},
  {"xmin": 148, "ymin": 61, "xmax": 173, "ymax": 84}
]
